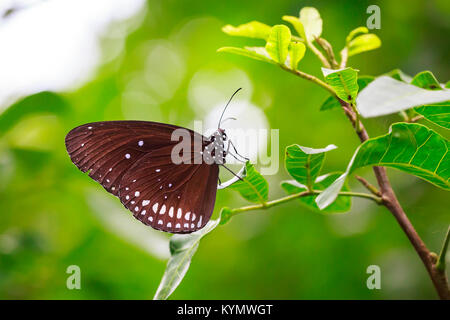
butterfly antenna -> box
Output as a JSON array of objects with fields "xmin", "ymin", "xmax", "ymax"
[{"xmin": 218, "ymin": 88, "xmax": 242, "ymax": 128}]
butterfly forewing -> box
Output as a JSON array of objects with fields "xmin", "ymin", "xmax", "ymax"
[{"xmin": 65, "ymin": 120, "xmax": 219, "ymax": 234}]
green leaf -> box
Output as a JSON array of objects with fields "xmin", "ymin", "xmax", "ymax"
[
  {"xmin": 219, "ymin": 207, "xmax": 233, "ymax": 225},
  {"xmin": 410, "ymin": 71, "xmax": 442, "ymax": 90},
  {"xmin": 414, "ymin": 102, "xmax": 450, "ymax": 129},
  {"xmin": 320, "ymin": 96, "xmax": 340, "ymax": 111},
  {"xmin": 320, "ymin": 76, "xmax": 373, "ymax": 111},
  {"xmin": 386, "ymin": 69, "xmax": 412, "ymax": 82},
  {"xmin": 153, "ymin": 219, "xmax": 220, "ymax": 300},
  {"xmin": 0, "ymin": 91, "xmax": 70, "ymax": 137},
  {"xmin": 281, "ymin": 173, "xmax": 352, "ymax": 213},
  {"xmin": 298, "ymin": 7, "xmax": 322, "ymax": 42},
  {"xmin": 265, "ymin": 25, "xmax": 291, "ymax": 64},
  {"xmin": 345, "ymin": 26, "xmax": 368, "ymax": 44},
  {"xmin": 282, "ymin": 15, "xmax": 306, "ymax": 40},
  {"xmin": 357, "ymin": 75, "xmax": 375, "ymax": 91},
  {"xmin": 356, "ymin": 76, "xmax": 450, "ymax": 118},
  {"xmin": 288, "ymin": 42, "xmax": 306, "ymax": 69},
  {"xmin": 322, "ymin": 67, "xmax": 359, "ymax": 103},
  {"xmin": 217, "ymin": 47, "xmax": 274, "ymax": 64},
  {"xmin": 221, "ymin": 21, "xmax": 272, "ymax": 40},
  {"xmin": 316, "ymin": 123, "xmax": 450, "ymax": 209},
  {"xmin": 228, "ymin": 161, "xmax": 268, "ymax": 203},
  {"xmin": 347, "ymin": 34, "xmax": 381, "ymax": 56},
  {"xmin": 285, "ymin": 144, "xmax": 337, "ymax": 190}
]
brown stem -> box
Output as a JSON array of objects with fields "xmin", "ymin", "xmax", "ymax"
[{"xmin": 338, "ymin": 99, "xmax": 450, "ymax": 299}]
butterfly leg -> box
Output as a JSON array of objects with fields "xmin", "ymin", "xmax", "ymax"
[
  {"xmin": 220, "ymin": 164, "xmax": 245, "ymax": 182},
  {"xmin": 228, "ymin": 139, "xmax": 249, "ymax": 161}
]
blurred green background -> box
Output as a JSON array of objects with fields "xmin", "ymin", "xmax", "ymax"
[{"xmin": 0, "ymin": 0, "xmax": 449, "ymax": 299}]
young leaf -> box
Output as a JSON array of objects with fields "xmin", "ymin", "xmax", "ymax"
[
  {"xmin": 316, "ymin": 123, "xmax": 450, "ymax": 209},
  {"xmin": 154, "ymin": 219, "xmax": 220, "ymax": 300},
  {"xmin": 298, "ymin": 7, "xmax": 322, "ymax": 42},
  {"xmin": 322, "ymin": 67, "xmax": 359, "ymax": 103},
  {"xmin": 320, "ymin": 75, "xmax": 374, "ymax": 111},
  {"xmin": 410, "ymin": 71, "xmax": 442, "ymax": 90},
  {"xmin": 282, "ymin": 15, "xmax": 306, "ymax": 40},
  {"xmin": 217, "ymin": 47, "xmax": 274, "ymax": 64},
  {"xmin": 347, "ymin": 34, "xmax": 381, "ymax": 57},
  {"xmin": 265, "ymin": 25, "xmax": 291, "ymax": 64},
  {"xmin": 289, "ymin": 42, "xmax": 306, "ymax": 69},
  {"xmin": 228, "ymin": 161, "xmax": 268, "ymax": 204},
  {"xmin": 356, "ymin": 76, "xmax": 450, "ymax": 118},
  {"xmin": 414, "ymin": 103, "xmax": 450, "ymax": 129},
  {"xmin": 345, "ymin": 26, "xmax": 368, "ymax": 44},
  {"xmin": 285, "ymin": 144, "xmax": 337, "ymax": 190},
  {"xmin": 281, "ymin": 173, "xmax": 351, "ymax": 213},
  {"xmin": 222, "ymin": 21, "xmax": 272, "ymax": 40}
]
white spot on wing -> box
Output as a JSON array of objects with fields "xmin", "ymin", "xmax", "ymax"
[
  {"xmin": 155, "ymin": 169, "xmax": 161, "ymax": 172},
  {"xmin": 197, "ymin": 216, "xmax": 202, "ymax": 227},
  {"xmin": 138, "ymin": 140, "xmax": 144, "ymax": 146},
  {"xmin": 169, "ymin": 207, "xmax": 174, "ymax": 218},
  {"xmin": 148, "ymin": 216, "xmax": 153, "ymax": 222},
  {"xmin": 152, "ymin": 203, "xmax": 159, "ymax": 213},
  {"xmin": 167, "ymin": 222, "xmax": 172, "ymax": 228},
  {"xmin": 175, "ymin": 223, "xmax": 181, "ymax": 228},
  {"xmin": 135, "ymin": 191, "xmax": 140, "ymax": 197},
  {"xmin": 158, "ymin": 219, "xmax": 163, "ymax": 225},
  {"xmin": 192, "ymin": 213, "xmax": 196, "ymax": 221},
  {"xmin": 141, "ymin": 210, "xmax": 146, "ymax": 215},
  {"xmin": 176, "ymin": 209, "xmax": 182, "ymax": 219},
  {"xmin": 134, "ymin": 206, "xmax": 139, "ymax": 212},
  {"xmin": 142, "ymin": 200, "xmax": 150, "ymax": 206},
  {"xmin": 125, "ymin": 153, "xmax": 131, "ymax": 159},
  {"xmin": 185, "ymin": 212, "xmax": 190, "ymax": 221},
  {"xmin": 160, "ymin": 205, "xmax": 166, "ymax": 215}
]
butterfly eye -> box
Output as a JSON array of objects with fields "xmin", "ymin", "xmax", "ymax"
[
  {"xmin": 210, "ymin": 136, "xmax": 215, "ymax": 142},
  {"xmin": 222, "ymin": 134, "xmax": 227, "ymax": 141}
]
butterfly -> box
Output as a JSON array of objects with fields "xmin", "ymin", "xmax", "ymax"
[{"xmin": 65, "ymin": 89, "xmax": 246, "ymax": 234}]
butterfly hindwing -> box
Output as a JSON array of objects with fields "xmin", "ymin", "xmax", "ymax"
[{"xmin": 118, "ymin": 145, "xmax": 219, "ymax": 233}]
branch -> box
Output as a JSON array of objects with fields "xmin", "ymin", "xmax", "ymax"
[
  {"xmin": 280, "ymin": 59, "xmax": 450, "ymax": 299},
  {"xmin": 227, "ymin": 189, "xmax": 381, "ymax": 220}
]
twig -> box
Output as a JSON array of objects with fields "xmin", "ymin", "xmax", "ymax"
[
  {"xmin": 228, "ymin": 189, "xmax": 382, "ymax": 220},
  {"xmin": 355, "ymin": 175, "xmax": 381, "ymax": 197},
  {"xmin": 307, "ymin": 40, "xmax": 331, "ymax": 68},
  {"xmin": 316, "ymin": 37, "xmax": 339, "ymax": 69}
]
